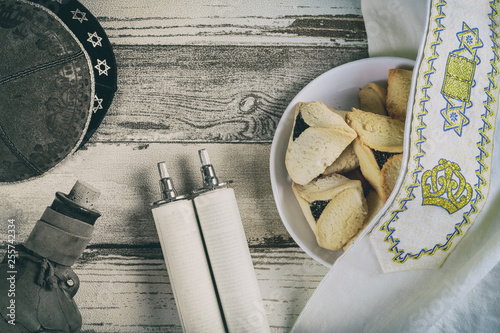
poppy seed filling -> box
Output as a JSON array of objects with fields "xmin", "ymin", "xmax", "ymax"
[
  {"xmin": 372, "ymin": 150, "xmax": 396, "ymax": 169},
  {"xmin": 310, "ymin": 200, "xmax": 331, "ymax": 221},
  {"xmin": 292, "ymin": 111, "xmax": 310, "ymax": 141}
]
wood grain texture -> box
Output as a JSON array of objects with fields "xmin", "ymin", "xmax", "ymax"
[
  {"xmin": 75, "ymin": 247, "xmax": 328, "ymax": 333},
  {"xmin": 0, "ymin": 0, "xmax": 368, "ymax": 331},
  {"xmin": 93, "ymin": 45, "xmax": 368, "ymax": 143},
  {"xmin": 78, "ymin": 0, "xmax": 367, "ymax": 143},
  {"xmin": 1, "ymin": 142, "xmax": 334, "ymax": 332},
  {"xmin": 1, "ymin": 143, "xmax": 294, "ymax": 246},
  {"xmin": 80, "ymin": 0, "xmax": 365, "ymax": 46}
]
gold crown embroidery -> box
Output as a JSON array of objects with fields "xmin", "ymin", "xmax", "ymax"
[{"xmin": 421, "ymin": 159, "xmax": 472, "ymax": 214}]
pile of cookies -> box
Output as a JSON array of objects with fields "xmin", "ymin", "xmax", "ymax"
[{"xmin": 285, "ymin": 68, "xmax": 412, "ymax": 251}]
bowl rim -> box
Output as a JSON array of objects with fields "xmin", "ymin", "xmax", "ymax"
[{"xmin": 269, "ymin": 56, "xmax": 416, "ymax": 267}]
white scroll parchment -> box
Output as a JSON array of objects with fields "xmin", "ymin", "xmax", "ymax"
[
  {"xmin": 152, "ymin": 199, "xmax": 226, "ymax": 333},
  {"xmin": 193, "ymin": 188, "xmax": 270, "ymax": 333}
]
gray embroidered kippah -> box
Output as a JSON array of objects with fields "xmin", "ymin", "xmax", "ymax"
[{"xmin": 0, "ymin": 0, "xmax": 117, "ymax": 183}]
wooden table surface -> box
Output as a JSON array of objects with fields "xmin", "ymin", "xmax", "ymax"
[{"xmin": 1, "ymin": 0, "xmax": 368, "ymax": 331}]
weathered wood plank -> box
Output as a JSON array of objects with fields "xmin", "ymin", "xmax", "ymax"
[
  {"xmin": 0, "ymin": 2, "xmax": 364, "ymax": 331},
  {"xmin": 2, "ymin": 142, "xmax": 329, "ymax": 332},
  {"xmin": 74, "ymin": 247, "xmax": 329, "ymax": 333},
  {"xmin": 93, "ymin": 45, "xmax": 368, "ymax": 143},
  {"xmin": 1, "ymin": 143, "xmax": 295, "ymax": 247},
  {"xmin": 80, "ymin": 0, "xmax": 364, "ymax": 46}
]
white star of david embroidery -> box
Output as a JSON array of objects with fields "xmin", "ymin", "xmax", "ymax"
[
  {"xmin": 71, "ymin": 8, "xmax": 88, "ymax": 23},
  {"xmin": 92, "ymin": 94, "xmax": 104, "ymax": 113},
  {"xmin": 94, "ymin": 59, "xmax": 111, "ymax": 76},
  {"xmin": 87, "ymin": 32, "xmax": 103, "ymax": 48}
]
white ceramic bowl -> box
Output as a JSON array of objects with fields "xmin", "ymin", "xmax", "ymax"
[{"xmin": 270, "ymin": 57, "xmax": 415, "ymax": 267}]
